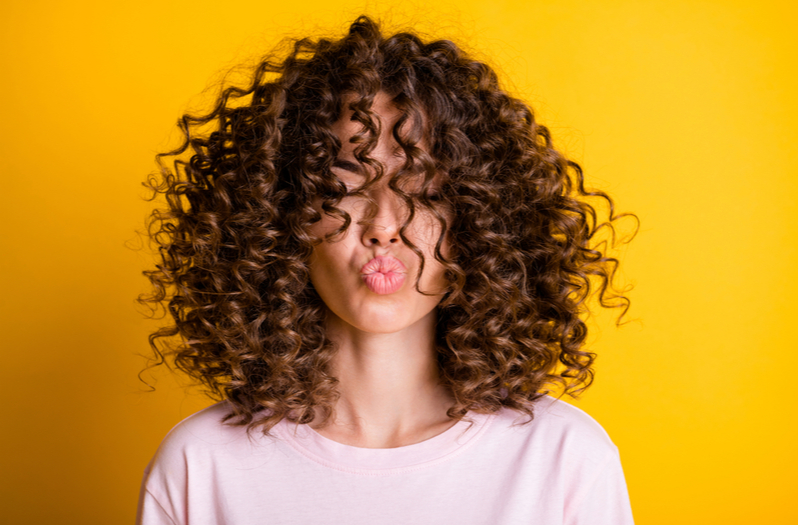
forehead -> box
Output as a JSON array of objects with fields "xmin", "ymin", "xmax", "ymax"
[{"xmin": 332, "ymin": 91, "xmax": 429, "ymax": 152}]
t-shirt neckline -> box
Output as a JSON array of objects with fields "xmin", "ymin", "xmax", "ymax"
[{"xmin": 275, "ymin": 410, "xmax": 496, "ymax": 475}]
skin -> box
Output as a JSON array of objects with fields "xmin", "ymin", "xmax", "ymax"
[{"xmin": 307, "ymin": 92, "xmax": 457, "ymax": 448}]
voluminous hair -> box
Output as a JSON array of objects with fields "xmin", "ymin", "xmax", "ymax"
[{"xmin": 141, "ymin": 15, "xmax": 636, "ymax": 434}]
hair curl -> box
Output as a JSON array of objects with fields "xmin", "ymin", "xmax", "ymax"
[{"xmin": 140, "ymin": 15, "xmax": 637, "ymax": 435}]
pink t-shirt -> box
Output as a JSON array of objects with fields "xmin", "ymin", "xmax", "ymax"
[{"xmin": 137, "ymin": 396, "xmax": 634, "ymax": 524}]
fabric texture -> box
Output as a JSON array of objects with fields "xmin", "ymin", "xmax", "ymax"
[{"xmin": 137, "ymin": 396, "xmax": 634, "ymax": 525}]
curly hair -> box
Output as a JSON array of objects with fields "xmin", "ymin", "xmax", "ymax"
[{"xmin": 141, "ymin": 15, "xmax": 636, "ymax": 435}]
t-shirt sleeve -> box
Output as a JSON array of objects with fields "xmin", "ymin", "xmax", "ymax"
[
  {"xmin": 564, "ymin": 448, "xmax": 635, "ymax": 525},
  {"xmin": 136, "ymin": 458, "xmax": 181, "ymax": 525},
  {"xmin": 137, "ymin": 485, "xmax": 179, "ymax": 525}
]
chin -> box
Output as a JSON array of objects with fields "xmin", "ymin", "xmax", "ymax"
[{"xmin": 351, "ymin": 312, "xmax": 417, "ymax": 334}]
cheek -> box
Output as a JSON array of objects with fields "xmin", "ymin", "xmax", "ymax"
[
  {"xmin": 411, "ymin": 214, "xmax": 451, "ymax": 292},
  {"xmin": 308, "ymin": 242, "xmax": 350, "ymax": 309},
  {"xmin": 307, "ymin": 222, "xmax": 360, "ymax": 289},
  {"xmin": 415, "ymin": 210, "xmax": 451, "ymax": 258},
  {"xmin": 308, "ymin": 200, "xmax": 346, "ymax": 242},
  {"xmin": 308, "ymin": 196, "xmax": 367, "ymax": 238}
]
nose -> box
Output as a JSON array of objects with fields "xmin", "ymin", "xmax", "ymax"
[{"xmin": 360, "ymin": 184, "xmax": 405, "ymax": 248}]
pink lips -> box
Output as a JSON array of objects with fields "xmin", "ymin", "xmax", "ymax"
[{"xmin": 360, "ymin": 256, "xmax": 407, "ymax": 295}]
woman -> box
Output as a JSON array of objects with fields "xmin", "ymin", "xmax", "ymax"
[{"xmin": 137, "ymin": 15, "xmax": 636, "ymax": 524}]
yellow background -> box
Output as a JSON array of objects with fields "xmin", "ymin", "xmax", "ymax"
[{"xmin": 0, "ymin": 0, "xmax": 795, "ymax": 523}]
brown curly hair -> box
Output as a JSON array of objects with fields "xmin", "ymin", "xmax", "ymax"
[{"xmin": 141, "ymin": 15, "xmax": 636, "ymax": 435}]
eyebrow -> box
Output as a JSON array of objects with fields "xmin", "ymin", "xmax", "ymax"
[
  {"xmin": 332, "ymin": 158, "xmax": 362, "ymax": 173},
  {"xmin": 332, "ymin": 149, "xmax": 412, "ymax": 174}
]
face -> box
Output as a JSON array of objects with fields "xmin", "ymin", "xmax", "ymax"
[{"xmin": 307, "ymin": 92, "xmax": 450, "ymax": 335}]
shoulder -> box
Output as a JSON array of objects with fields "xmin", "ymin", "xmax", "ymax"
[
  {"xmin": 489, "ymin": 396, "xmax": 619, "ymax": 458},
  {"xmin": 139, "ymin": 404, "xmax": 279, "ymax": 524},
  {"xmin": 536, "ymin": 396, "xmax": 616, "ymax": 446},
  {"xmin": 155, "ymin": 401, "xmax": 242, "ymax": 452},
  {"xmin": 484, "ymin": 397, "xmax": 628, "ymax": 506},
  {"xmin": 145, "ymin": 401, "xmax": 279, "ymax": 476}
]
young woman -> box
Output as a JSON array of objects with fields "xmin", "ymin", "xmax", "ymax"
[{"xmin": 137, "ymin": 15, "xmax": 636, "ymax": 524}]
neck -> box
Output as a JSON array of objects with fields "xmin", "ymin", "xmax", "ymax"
[{"xmin": 311, "ymin": 308, "xmax": 456, "ymax": 448}]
